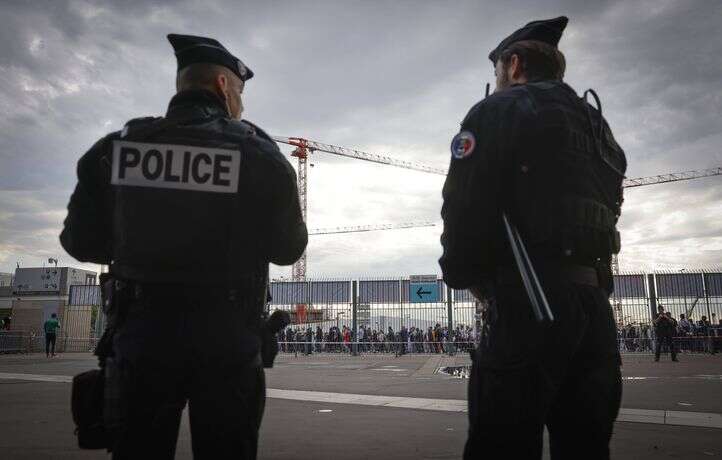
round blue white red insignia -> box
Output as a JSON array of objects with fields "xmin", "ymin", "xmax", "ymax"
[{"xmin": 450, "ymin": 131, "xmax": 476, "ymax": 159}]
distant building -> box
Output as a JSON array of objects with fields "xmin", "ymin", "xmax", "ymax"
[
  {"xmin": 12, "ymin": 266, "xmax": 97, "ymax": 296},
  {"xmin": 0, "ymin": 285, "xmax": 12, "ymax": 320},
  {"xmin": 0, "ymin": 272, "xmax": 12, "ymax": 287},
  {"xmin": 5, "ymin": 266, "xmax": 99, "ymax": 348}
]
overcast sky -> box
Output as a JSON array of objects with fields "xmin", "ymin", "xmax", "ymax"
[{"xmin": 1, "ymin": 0, "xmax": 721, "ymax": 279}]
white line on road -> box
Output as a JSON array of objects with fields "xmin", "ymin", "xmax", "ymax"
[
  {"xmin": 267, "ymin": 388, "xmax": 467, "ymax": 412},
  {"xmin": 2, "ymin": 372, "xmax": 720, "ymax": 428},
  {"xmin": 0, "ymin": 372, "xmax": 72, "ymax": 383}
]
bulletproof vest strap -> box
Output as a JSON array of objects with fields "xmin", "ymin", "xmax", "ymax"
[
  {"xmin": 512, "ymin": 84, "xmax": 624, "ymax": 259},
  {"xmin": 218, "ymin": 123, "xmax": 267, "ymax": 316},
  {"xmin": 583, "ymin": 89, "xmax": 625, "ymax": 177},
  {"xmin": 582, "ymin": 89, "xmax": 625, "ymax": 220}
]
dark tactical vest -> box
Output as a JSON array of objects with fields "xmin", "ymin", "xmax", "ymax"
[
  {"xmin": 108, "ymin": 95, "xmax": 273, "ymax": 287},
  {"xmin": 509, "ymin": 81, "xmax": 626, "ymax": 267}
]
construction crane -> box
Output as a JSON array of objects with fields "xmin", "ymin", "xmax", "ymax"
[
  {"xmin": 309, "ymin": 221, "xmax": 436, "ymax": 235},
  {"xmin": 615, "ymin": 168, "xmax": 722, "ymax": 273},
  {"xmin": 304, "ymin": 168, "xmax": 720, "ymax": 274},
  {"xmin": 622, "ymin": 168, "xmax": 722, "ymax": 188},
  {"xmin": 273, "ymin": 135, "xmax": 722, "ymax": 279},
  {"xmin": 274, "ymin": 136, "xmax": 446, "ymax": 280}
]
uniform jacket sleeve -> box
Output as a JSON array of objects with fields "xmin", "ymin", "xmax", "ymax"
[
  {"xmin": 261, "ymin": 143, "xmax": 308, "ymax": 266},
  {"xmin": 439, "ymin": 94, "xmax": 526, "ymax": 289},
  {"xmin": 59, "ymin": 135, "xmax": 115, "ymax": 264}
]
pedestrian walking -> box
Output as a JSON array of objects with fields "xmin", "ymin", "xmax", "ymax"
[{"xmin": 44, "ymin": 313, "xmax": 60, "ymax": 358}]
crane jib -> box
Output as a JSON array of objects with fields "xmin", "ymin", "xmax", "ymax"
[
  {"xmin": 271, "ymin": 133, "xmax": 721, "ymax": 281},
  {"xmin": 272, "ymin": 135, "xmax": 720, "ymax": 188}
]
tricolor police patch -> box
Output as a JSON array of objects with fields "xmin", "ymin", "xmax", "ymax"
[{"xmin": 450, "ymin": 131, "xmax": 475, "ymax": 159}]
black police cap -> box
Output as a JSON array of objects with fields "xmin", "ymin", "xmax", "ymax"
[
  {"xmin": 167, "ymin": 33, "xmax": 254, "ymax": 81},
  {"xmin": 488, "ymin": 16, "xmax": 568, "ymax": 64}
]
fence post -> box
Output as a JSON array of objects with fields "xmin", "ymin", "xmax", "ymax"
[
  {"xmin": 446, "ymin": 284, "xmax": 454, "ymax": 356},
  {"xmin": 702, "ymin": 272, "xmax": 712, "ymax": 322},
  {"xmin": 352, "ymin": 280, "xmax": 358, "ymax": 356},
  {"xmin": 647, "ymin": 274, "xmax": 657, "ymax": 322}
]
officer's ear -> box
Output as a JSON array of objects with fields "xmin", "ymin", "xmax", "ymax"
[
  {"xmin": 215, "ymin": 72, "xmax": 229, "ymax": 95},
  {"xmin": 508, "ymin": 54, "xmax": 524, "ymax": 81}
]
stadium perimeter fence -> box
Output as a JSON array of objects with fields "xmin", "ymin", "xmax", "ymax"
[{"xmin": 0, "ymin": 271, "xmax": 720, "ymax": 355}]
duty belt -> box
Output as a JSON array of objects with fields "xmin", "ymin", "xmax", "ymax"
[{"xmin": 496, "ymin": 264, "xmax": 599, "ymax": 288}]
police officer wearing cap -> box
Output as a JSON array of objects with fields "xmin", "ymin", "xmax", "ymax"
[
  {"xmin": 60, "ymin": 34, "xmax": 307, "ymax": 458},
  {"xmin": 439, "ymin": 17, "xmax": 626, "ymax": 459}
]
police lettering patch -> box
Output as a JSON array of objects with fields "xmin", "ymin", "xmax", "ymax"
[
  {"xmin": 111, "ymin": 141, "xmax": 241, "ymax": 193},
  {"xmin": 450, "ymin": 131, "xmax": 476, "ymax": 159}
]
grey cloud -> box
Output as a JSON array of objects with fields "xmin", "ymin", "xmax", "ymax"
[{"xmin": 1, "ymin": 0, "xmax": 721, "ymax": 277}]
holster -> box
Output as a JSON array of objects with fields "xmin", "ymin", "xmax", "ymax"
[
  {"xmin": 261, "ymin": 309, "xmax": 290, "ymax": 368},
  {"xmin": 260, "ymin": 320, "xmax": 279, "ymax": 368},
  {"xmin": 595, "ymin": 260, "xmax": 614, "ymax": 297}
]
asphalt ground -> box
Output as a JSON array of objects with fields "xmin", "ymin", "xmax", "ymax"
[{"xmin": 0, "ymin": 352, "xmax": 720, "ymax": 459}]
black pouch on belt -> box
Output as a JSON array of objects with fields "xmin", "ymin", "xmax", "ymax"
[
  {"xmin": 595, "ymin": 260, "xmax": 613, "ymax": 297},
  {"xmin": 71, "ymin": 369, "xmax": 108, "ymax": 449}
]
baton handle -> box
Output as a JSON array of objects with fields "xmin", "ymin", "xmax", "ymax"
[{"xmin": 502, "ymin": 213, "xmax": 545, "ymax": 322}]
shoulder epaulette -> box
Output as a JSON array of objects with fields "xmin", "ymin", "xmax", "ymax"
[
  {"xmin": 121, "ymin": 116, "xmax": 164, "ymax": 138},
  {"xmin": 240, "ymin": 119, "xmax": 275, "ymax": 144}
]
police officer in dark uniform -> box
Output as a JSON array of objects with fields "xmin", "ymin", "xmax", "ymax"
[
  {"xmin": 439, "ymin": 17, "xmax": 626, "ymax": 459},
  {"xmin": 60, "ymin": 34, "xmax": 307, "ymax": 459},
  {"xmin": 653, "ymin": 305, "xmax": 678, "ymax": 361}
]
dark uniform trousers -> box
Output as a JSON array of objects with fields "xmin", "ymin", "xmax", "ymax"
[
  {"xmin": 464, "ymin": 274, "xmax": 622, "ymax": 460},
  {"xmin": 107, "ymin": 287, "xmax": 265, "ymax": 460},
  {"xmin": 654, "ymin": 334, "xmax": 677, "ymax": 361}
]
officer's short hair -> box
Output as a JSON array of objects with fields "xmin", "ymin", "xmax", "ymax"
[
  {"xmin": 500, "ymin": 39, "xmax": 566, "ymax": 81},
  {"xmin": 176, "ymin": 63, "xmax": 239, "ymax": 91}
]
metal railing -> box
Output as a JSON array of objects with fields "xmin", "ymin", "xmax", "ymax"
[
  {"xmin": 277, "ymin": 340, "xmax": 477, "ymax": 355},
  {"xmin": 1, "ymin": 271, "xmax": 720, "ymax": 357},
  {"xmin": 0, "ymin": 332, "xmax": 100, "ymax": 354}
]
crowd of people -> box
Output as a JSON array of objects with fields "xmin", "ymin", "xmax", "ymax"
[
  {"xmin": 617, "ymin": 308, "xmax": 720, "ymax": 356},
  {"xmin": 276, "ymin": 308, "xmax": 722, "ymax": 357},
  {"xmin": 278, "ymin": 323, "xmax": 480, "ymax": 354}
]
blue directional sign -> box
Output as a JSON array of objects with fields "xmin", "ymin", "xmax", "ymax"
[{"xmin": 409, "ymin": 275, "xmax": 440, "ymax": 303}]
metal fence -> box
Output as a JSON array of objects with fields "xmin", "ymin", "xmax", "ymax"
[
  {"xmin": 0, "ymin": 332, "xmax": 99, "ymax": 354},
  {"xmin": 0, "ymin": 284, "xmax": 104, "ymax": 353},
  {"xmin": 270, "ymin": 272, "xmax": 721, "ymax": 329},
  {"xmin": 617, "ymin": 336, "xmax": 721, "ymax": 355},
  {"xmin": 1, "ymin": 271, "xmax": 720, "ymax": 355}
]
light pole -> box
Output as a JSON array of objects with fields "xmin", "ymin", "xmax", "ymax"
[
  {"xmin": 48, "ymin": 258, "xmax": 63, "ymax": 353},
  {"xmin": 336, "ymin": 311, "xmax": 345, "ymax": 329}
]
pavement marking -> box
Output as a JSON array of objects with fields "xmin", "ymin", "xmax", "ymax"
[
  {"xmin": 267, "ymin": 388, "xmax": 467, "ymax": 412},
  {"xmin": 0, "ymin": 372, "xmax": 72, "ymax": 383},
  {"xmin": 2, "ymin": 372, "xmax": 721, "ymax": 428},
  {"xmin": 615, "ymin": 408, "xmax": 722, "ymax": 429}
]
